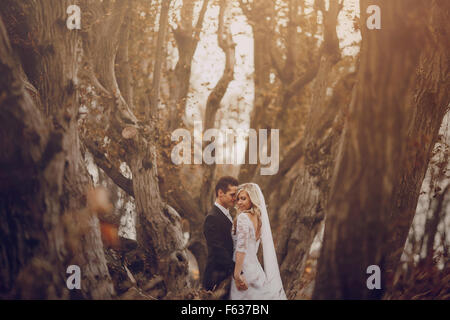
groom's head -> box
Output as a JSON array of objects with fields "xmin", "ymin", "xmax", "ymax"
[{"xmin": 215, "ymin": 176, "xmax": 238, "ymax": 209}]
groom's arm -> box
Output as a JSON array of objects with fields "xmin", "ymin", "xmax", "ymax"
[{"xmin": 204, "ymin": 215, "xmax": 234, "ymax": 273}]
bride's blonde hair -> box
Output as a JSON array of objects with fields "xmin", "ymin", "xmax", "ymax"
[{"xmin": 233, "ymin": 185, "xmax": 262, "ymax": 240}]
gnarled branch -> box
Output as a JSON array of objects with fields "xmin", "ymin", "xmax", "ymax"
[{"xmin": 83, "ymin": 139, "xmax": 135, "ymax": 198}]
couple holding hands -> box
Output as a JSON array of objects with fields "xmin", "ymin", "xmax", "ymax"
[{"xmin": 203, "ymin": 176, "xmax": 287, "ymax": 300}]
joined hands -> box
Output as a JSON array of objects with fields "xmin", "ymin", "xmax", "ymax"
[{"xmin": 234, "ymin": 273, "xmax": 248, "ymax": 291}]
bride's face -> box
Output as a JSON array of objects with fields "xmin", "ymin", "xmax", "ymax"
[{"xmin": 236, "ymin": 191, "xmax": 252, "ymax": 211}]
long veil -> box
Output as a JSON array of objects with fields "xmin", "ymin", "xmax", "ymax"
[{"xmin": 238, "ymin": 183, "xmax": 287, "ymax": 300}]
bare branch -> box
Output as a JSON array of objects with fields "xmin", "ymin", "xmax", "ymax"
[
  {"xmin": 284, "ymin": 0, "xmax": 300, "ymax": 82},
  {"xmin": 116, "ymin": 10, "xmax": 134, "ymax": 108},
  {"xmin": 284, "ymin": 60, "xmax": 320, "ymax": 101},
  {"xmin": 83, "ymin": 139, "xmax": 135, "ymax": 198},
  {"xmin": 200, "ymin": 0, "xmax": 236, "ymax": 211},
  {"xmin": 238, "ymin": 0, "xmax": 252, "ymax": 17},
  {"xmin": 204, "ymin": 0, "xmax": 236, "ymax": 130},
  {"xmin": 148, "ymin": 0, "xmax": 171, "ymax": 119},
  {"xmin": 193, "ymin": 0, "xmax": 210, "ymax": 41},
  {"xmin": 266, "ymin": 139, "xmax": 305, "ymax": 189},
  {"xmin": 270, "ymin": 46, "xmax": 286, "ymax": 82},
  {"xmin": 81, "ymin": 0, "xmax": 139, "ymax": 133},
  {"xmin": 321, "ymin": 0, "xmax": 343, "ymax": 59}
]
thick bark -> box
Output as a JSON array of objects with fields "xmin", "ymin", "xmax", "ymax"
[
  {"xmin": 163, "ymin": 184, "xmax": 208, "ymax": 281},
  {"xmin": 234, "ymin": 1, "xmax": 346, "ymax": 298},
  {"xmin": 384, "ymin": 0, "xmax": 450, "ymax": 282},
  {"xmin": 0, "ymin": 1, "xmax": 114, "ymax": 299},
  {"xmin": 156, "ymin": 0, "xmax": 211, "ymax": 281},
  {"xmin": 81, "ymin": 0, "xmax": 137, "ymax": 127},
  {"xmin": 81, "ymin": 1, "xmax": 191, "ymax": 293},
  {"xmin": 128, "ymin": 140, "xmax": 189, "ymax": 293},
  {"xmin": 312, "ymin": 0, "xmax": 436, "ymax": 299},
  {"xmin": 84, "ymin": 139, "xmax": 135, "ymax": 198},
  {"xmin": 271, "ymin": 1, "xmax": 347, "ymax": 299},
  {"xmin": 116, "ymin": 10, "xmax": 134, "ymax": 109}
]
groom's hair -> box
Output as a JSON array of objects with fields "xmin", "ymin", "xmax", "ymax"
[{"xmin": 215, "ymin": 176, "xmax": 238, "ymax": 196}]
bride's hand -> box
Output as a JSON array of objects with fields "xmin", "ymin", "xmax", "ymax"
[{"xmin": 234, "ymin": 274, "xmax": 248, "ymax": 291}]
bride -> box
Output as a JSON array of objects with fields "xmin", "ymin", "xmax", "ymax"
[{"xmin": 229, "ymin": 183, "xmax": 287, "ymax": 300}]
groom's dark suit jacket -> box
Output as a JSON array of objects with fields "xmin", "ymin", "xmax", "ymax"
[{"xmin": 203, "ymin": 205, "xmax": 235, "ymax": 291}]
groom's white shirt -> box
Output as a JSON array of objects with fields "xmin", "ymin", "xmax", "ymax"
[{"xmin": 214, "ymin": 202, "xmax": 233, "ymax": 223}]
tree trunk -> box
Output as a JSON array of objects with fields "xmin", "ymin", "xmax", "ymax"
[
  {"xmin": 163, "ymin": 0, "xmax": 209, "ymax": 132},
  {"xmin": 148, "ymin": 0, "xmax": 171, "ymax": 117},
  {"xmin": 200, "ymin": 0, "xmax": 236, "ymax": 214},
  {"xmin": 384, "ymin": 0, "xmax": 450, "ymax": 282},
  {"xmin": 128, "ymin": 141, "xmax": 189, "ymax": 293},
  {"xmin": 0, "ymin": 1, "xmax": 114, "ymax": 299},
  {"xmin": 275, "ymin": 1, "xmax": 348, "ymax": 299},
  {"xmin": 80, "ymin": 0, "xmax": 192, "ymax": 294},
  {"xmin": 312, "ymin": 0, "xmax": 436, "ymax": 299},
  {"xmin": 154, "ymin": 0, "xmax": 213, "ymax": 283},
  {"xmin": 238, "ymin": 0, "xmax": 275, "ymax": 183}
]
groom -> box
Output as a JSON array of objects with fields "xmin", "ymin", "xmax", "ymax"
[{"xmin": 203, "ymin": 176, "xmax": 247, "ymax": 296}]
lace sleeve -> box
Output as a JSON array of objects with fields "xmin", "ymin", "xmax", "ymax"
[{"xmin": 236, "ymin": 214, "xmax": 250, "ymax": 253}]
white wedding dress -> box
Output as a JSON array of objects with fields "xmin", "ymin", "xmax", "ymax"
[{"xmin": 229, "ymin": 184, "xmax": 287, "ymax": 300}]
